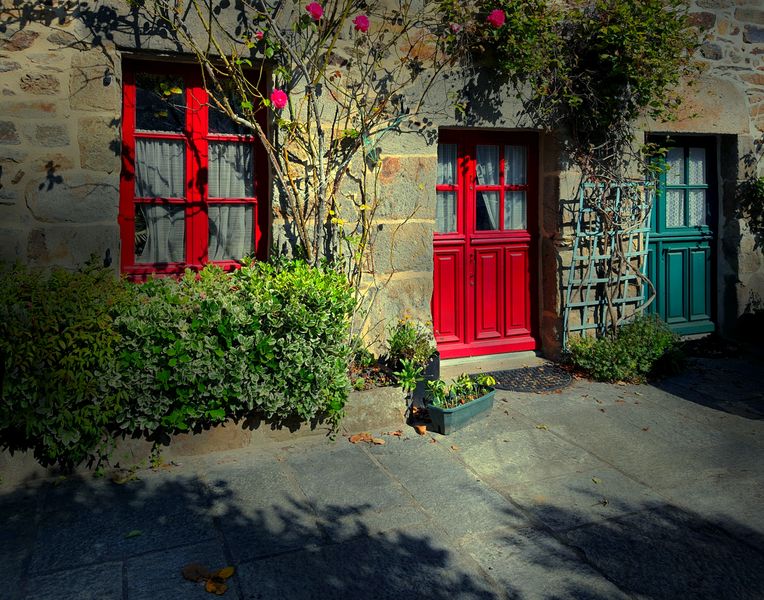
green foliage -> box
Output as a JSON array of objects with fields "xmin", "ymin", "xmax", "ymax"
[
  {"xmin": 392, "ymin": 358, "xmax": 424, "ymax": 395},
  {"xmin": 443, "ymin": 0, "xmax": 699, "ymax": 149},
  {"xmin": 737, "ymin": 176, "xmax": 764, "ymax": 250},
  {"xmin": 567, "ymin": 315, "xmax": 681, "ymax": 382},
  {"xmin": 0, "ymin": 262, "xmax": 130, "ymax": 469},
  {"xmin": 426, "ymin": 373, "xmax": 496, "ymax": 409},
  {"xmin": 0, "ymin": 260, "xmax": 355, "ymax": 469},
  {"xmin": 386, "ymin": 318, "xmax": 436, "ymax": 368}
]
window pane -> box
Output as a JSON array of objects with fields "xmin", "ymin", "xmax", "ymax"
[
  {"xmin": 437, "ymin": 144, "xmax": 457, "ymax": 185},
  {"xmin": 505, "ymin": 145, "xmax": 527, "ymax": 185},
  {"xmin": 688, "ymin": 148, "xmax": 706, "ymax": 185},
  {"xmin": 135, "ymin": 138, "xmax": 185, "ymax": 198},
  {"xmin": 666, "ymin": 147, "xmax": 684, "ymax": 185},
  {"xmin": 209, "ymin": 80, "xmax": 250, "ymax": 135},
  {"xmin": 209, "ymin": 143, "xmax": 254, "ymax": 198},
  {"xmin": 666, "ymin": 189, "xmax": 684, "ymax": 228},
  {"xmin": 476, "ymin": 145, "xmax": 499, "ymax": 185},
  {"xmin": 689, "ymin": 189, "xmax": 706, "ymax": 226},
  {"xmin": 435, "ymin": 191, "xmax": 457, "ymax": 233},
  {"xmin": 135, "ymin": 204, "xmax": 185, "ymax": 263},
  {"xmin": 504, "ymin": 191, "xmax": 526, "ymax": 230},
  {"xmin": 476, "ymin": 191, "xmax": 499, "ymax": 230},
  {"xmin": 135, "ymin": 74, "xmax": 185, "ymax": 133},
  {"xmin": 208, "ymin": 204, "xmax": 254, "ymax": 261}
]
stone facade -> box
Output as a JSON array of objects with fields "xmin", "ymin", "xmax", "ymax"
[{"xmin": 0, "ymin": 1, "xmax": 762, "ymax": 357}]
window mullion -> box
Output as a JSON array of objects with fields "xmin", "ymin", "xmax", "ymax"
[{"xmin": 187, "ymin": 82, "xmax": 209, "ymax": 267}]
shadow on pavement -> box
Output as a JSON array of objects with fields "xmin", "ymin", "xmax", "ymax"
[
  {"xmin": 652, "ymin": 356, "xmax": 764, "ymax": 420},
  {"xmin": 3, "ymin": 468, "xmax": 764, "ymax": 599}
]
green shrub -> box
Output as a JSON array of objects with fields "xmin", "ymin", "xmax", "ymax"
[
  {"xmin": 568, "ymin": 315, "xmax": 681, "ymax": 382},
  {"xmin": 0, "ymin": 262, "xmax": 130, "ymax": 468},
  {"xmin": 0, "ymin": 259, "xmax": 355, "ymax": 469},
  {"xmin": 386, "ymin": 318, "xmax": 436, "ymax": 368}
]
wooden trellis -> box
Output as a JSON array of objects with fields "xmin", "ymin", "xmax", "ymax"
[{"xmin": 562, "ymin": 182, "xmax": 655, "ymax": 347}]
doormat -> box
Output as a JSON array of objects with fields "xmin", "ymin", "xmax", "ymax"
[{"xmin": 478, "ymin": 363, "xmax": 572, "ymax": 393}]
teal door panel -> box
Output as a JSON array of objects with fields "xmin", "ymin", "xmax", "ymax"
[
  {"xmin": 647, "ymin": 137, "xmax": 715, "ymax": 335},
  {"xmin": 665, "ymin": 249, "xmax": 686, "ymax": 323}
]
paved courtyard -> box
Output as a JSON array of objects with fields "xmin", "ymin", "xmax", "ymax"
[{"xmin": 3, "ymin": 355, "xmax": 764, "ymax": 599}]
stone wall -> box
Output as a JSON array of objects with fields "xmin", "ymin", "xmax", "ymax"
[{"xmin": 0, "ymin": 15, "xmax": 121, "ymax": 269}]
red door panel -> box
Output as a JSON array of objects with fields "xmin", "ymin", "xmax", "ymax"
[
  {"xmin": 432, "ymin": 132, "xmax": 538, "ymax": 359},
  {"xmin": 505, "ymin": 248, "xmax": 529, "ymax": 334},
  {"xmin": 475, "ymin": 247, "xmax": 502, "ymax": 340},
  {"xmin": 433, "ymin": 246, "xmax": 464, "ymax": 344}
]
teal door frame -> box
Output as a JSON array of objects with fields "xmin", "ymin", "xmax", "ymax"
[{"xmin": 647, "ymin": 136, "xmax": 716, "ymax": 335}]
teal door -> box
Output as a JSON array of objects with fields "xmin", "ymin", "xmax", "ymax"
[{"xmin": 647, "ymin": 138, "xmax": 715, "ymax": 335}]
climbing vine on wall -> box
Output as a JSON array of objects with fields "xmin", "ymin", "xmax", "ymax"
[{"xmin": 442, "ymin": 0, "xmax": 701, "ymax": 337}]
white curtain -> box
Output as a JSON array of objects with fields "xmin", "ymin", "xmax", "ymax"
[
  {"xmin": 505, "ymin": 145, "xmax": 527, "ymax": 185},
  {"xmin": 666, "ymin": 147, "xmax": 684, "ymax": 185},
  {"xmin": 437, "ymin": 144, "xmax": 457, "ymax": 185},
  {"xmin": 136, "ymin": 204, "xmax": 185, "ymax": 264},
  {"xmin": 504, "ymin": 191, "xmax": 527, "ymax": 230},
  {"xmin": 688, "ymin": 147, "xmax": 706, "ymax": 185},
  {"xmin": 209, "ymin": 143, "xmax": 254, "ymax": 198},
  {"xmin": 689, "ymin": 190, "xmax": 706, "ymax": 227},
  {"xmin": 135, "ymin": 138, "xmax": 185, "ymax": 198},
  {"xmin": 208, "ymin": 204, "xmax": 254, "ymax": 261},
  {"xmin": 436, "ymin": 191, "xmax": 456, "ymax": 233},
  {"xmin": 476, "ymin": 145, "xmax": 499, "ymax": 185}
]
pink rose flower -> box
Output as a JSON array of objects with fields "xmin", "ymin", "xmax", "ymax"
[
  {"xmin": 254, "ymin": 30, "xmax": 264, "ymax": 40},
  {"xmin": 352, "ymin": 14, "xmax": 369, "ymax": 32},
  {"xmin": 270, "ymin": 88, "xmax": 288, "ymax": 110},
  {"xmin": 450, "ymin": 22, "xmax": 462, "ymax": 34},
  {"xmin": 305, "ymin": 2, "xmax": 323, "ymax": 21},
  {"xmin": 486, "ymin": 9, "xmax": 506, "ymax": 28}
]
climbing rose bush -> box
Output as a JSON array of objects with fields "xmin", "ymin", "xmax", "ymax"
[
  {"xmin": 306, "ymin": 2, "xmax": 323, "ymax": 21},
  {"xmin": 352, "ymin": 14, "xmax": 369, "ymax": 32},
  {"xmin": 486, "ymin": 8, "xmax": 505, "ymax": 27},
  {"xmin": 270, "ymin": 89, "xmax": 288, "ymax": 110}
]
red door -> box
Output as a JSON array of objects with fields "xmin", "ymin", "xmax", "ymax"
[{"xmin": 432, "ymin": 131, "xmax": 537, "ymax": 359}]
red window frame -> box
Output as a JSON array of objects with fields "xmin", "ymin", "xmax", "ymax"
[{"xmin": 119, "ymin": 60, "xmax": 268, "ymax": 279}]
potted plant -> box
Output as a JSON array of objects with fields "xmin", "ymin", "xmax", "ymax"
[
  {"xmin": 387, "ymin": 318, "xmax": 439, "ymax": 405},
  {"xmin": 425, "ymin": 374, "xmax": 497, "ymax": 435}
]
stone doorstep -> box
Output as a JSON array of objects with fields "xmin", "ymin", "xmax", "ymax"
[
  {"xmin": 441, "ymin": 351, "xmax": 548, "ymax": 381},
  {"xmin": 0, "ymin": 386, "xmax": 407, "ymax": 489}
]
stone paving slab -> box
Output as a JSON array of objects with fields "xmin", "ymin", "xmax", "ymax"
[
  {"xmin": 563, "ymin": 504, "xmax": 764, "ymax": 600},
  {"xmin": 506, "ymin": 466, "xmax": 666, "ymax": 532},
  {"xmin": 25, "ymin": 561, "xmax": 124, "ymax": 600},
  {"xmin": 463, "ymin": 526, "xmax": 631, "ymax": 600},
  {"xmin": 236, "ymin": 526, "xmax": 498, "ymax": 600},
  {"xmin": 366, "ymin": 436, "xmax": 529, "ymax": 539}
]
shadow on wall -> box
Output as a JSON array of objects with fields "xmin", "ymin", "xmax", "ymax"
[{"xmin": 3, "ymin": 466, "xmax": 764, "ymax": 598}]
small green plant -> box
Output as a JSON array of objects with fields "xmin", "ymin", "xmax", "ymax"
[
  {"xmin": 387, "ymin": 318, "xmax": 436, "ymax": 368},
  {"xmin": 567, "ymin": 315, "xmax": 681, "ymax": 382},
  {"xmin": 393, "ymin": 358, "xmax": 425, "ymax": 395},
  {"xmin": 426, "ymin": 373, "xmax": 496, "ymax": 409}
]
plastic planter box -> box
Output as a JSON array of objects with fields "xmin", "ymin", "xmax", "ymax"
[{"xmin": 426, "ymin": 389, "xmax": 495, "ymax": 435}]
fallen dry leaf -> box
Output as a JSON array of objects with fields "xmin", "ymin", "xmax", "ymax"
[
  {"xmin": 371, "ymin": 437, "xmax": 386, "ymax": 445},
  {"xmin": 599, "ymin": 408, "xmax": 606, "ymax": 413},
  {"xmin": 182, "ymin": 563, "xmax": 211, "ymax": 582},
  {"xmin": 450, "ymin": 445, "xmax": 460, "ymax": 451},
  {"xmin": 205, "ymin": 579, "xmax": 228, "ymax": 595},
  {"xmin": 215, "ymin": 566, "xmax": 235, "ymax": 580},
  {"xmin": 535, "ymin": 424, "xmax": 549, "ymax": 431},
  {"xmin": 349, "ymin": 432, "xmax": 373, "ymax": 444},
  {"xmin": 414, "ymin": 424, "xmax": 427, "ymax": 436},
  {"xmin": 124, "ymin": 529, "xmax": 142, "ymax": 539},
  {"xmin": 592, "ymin": 477, "xmax": 601, "ymax": 484},
  {"xmin": 642, "ymin": 426, "xmax": 650, "ymax": 432},
  {"xmin": 383, "ymin": 430, "xmax": 403, "ymax": 437},
  {"xmin": 429, "ymin": 436, "xmax": 438, "ymax": 443}
]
